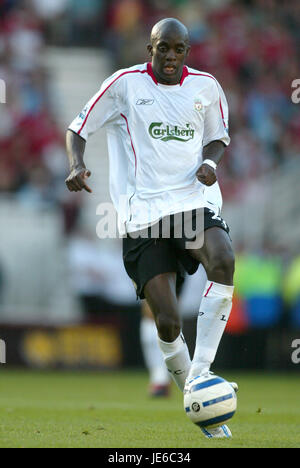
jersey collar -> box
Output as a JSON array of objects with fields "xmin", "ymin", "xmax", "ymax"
[{"xmin": 146, "ymin": 63, "xmax": 189, "ymax": 86}]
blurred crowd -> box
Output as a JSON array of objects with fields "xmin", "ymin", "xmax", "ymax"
[
  {"xmin": 1, "ymin": 0, "xmax": 299, "ymax": 204},
  {"xmin": 101, "ymin": 0, "xmax": 300, "ymax": 200},
  {"xmin": 0, "ymin": 0, "xmax": 300, "ymax": 326},
  {"xmin": 0, "ymin": 0, "xmax": 68, "ymax": 215}
]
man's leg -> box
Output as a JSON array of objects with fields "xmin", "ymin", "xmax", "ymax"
[
  {"xmin": 187, "ymin": 227, "xmax": 235, "ymax": 380},
  {"xmin": 140, "ymin": 300, "xmax": 170, "ymax": 396},
  {"xmin": 144, "ymin": 273, "xmax": 191, "ymax": 391}
]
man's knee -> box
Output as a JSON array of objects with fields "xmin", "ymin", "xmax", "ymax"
[
  {"xmin": 155, "ymin": 310, "xmax": 181, "ymax": 342},
  {"xmin": 207, "ymin": 248, "xmax": 235, "ymax": 281}
]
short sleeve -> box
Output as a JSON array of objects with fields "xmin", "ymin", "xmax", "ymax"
[
  {"xmin": 202, "ymin": 79, "xmax": 230, "ymax": 148},
  {"xmin": 68, "ymin": 75, "xmax": 121, "ymax": 141}
]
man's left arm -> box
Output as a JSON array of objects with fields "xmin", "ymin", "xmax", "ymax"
[
  {"xmin": 196, "ymin": 79, "xmax": 230, "ymax": 186},
  {"xmin": 196, "ymin": 140, "xmax": 226, "ymax": 186}
]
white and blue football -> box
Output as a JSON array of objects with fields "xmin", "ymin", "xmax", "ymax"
[{"xmin": 184, "ymin": 374, "xmax": 237, "ymax": 428}]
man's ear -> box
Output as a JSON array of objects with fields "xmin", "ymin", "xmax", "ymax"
[{"xmin": 147, "ymin": 44, "xmax": 153, "ymax": 57}]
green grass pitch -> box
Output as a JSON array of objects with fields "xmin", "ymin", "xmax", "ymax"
[{"xmin": 0, "ymin": 368, "xmax": 299, "ymax": 448}]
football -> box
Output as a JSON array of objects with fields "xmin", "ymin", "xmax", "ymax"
[{"xmin": 184, "ymin": 374, "xmax": 237, "ymax": 428}]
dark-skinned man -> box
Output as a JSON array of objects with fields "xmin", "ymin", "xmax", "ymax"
[{"xmin": 66, "ymin": 18, "xmax": 236, "ymax": 439}]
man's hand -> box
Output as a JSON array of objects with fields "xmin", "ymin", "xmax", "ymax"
[
  {"xmin": 196, "ymin": 163, "xmax": 217, "ymax": 186},
  {"xmin": 65, "ymin": 167, "xmax": 92, "ymax": 193}
]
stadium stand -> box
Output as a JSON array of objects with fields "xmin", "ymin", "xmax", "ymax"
[{"xmin": 0, "ymin": 1, "xmax": 299, "ymax": 367}]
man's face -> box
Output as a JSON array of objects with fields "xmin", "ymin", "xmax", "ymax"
[{"xmin": 148, "ymin": 28, "xmax": 190, "ymax": 85}]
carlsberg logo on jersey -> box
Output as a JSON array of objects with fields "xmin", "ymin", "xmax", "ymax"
[{"xmin": 149, "ymin": 122, "xmax": 195, "ymax": 142}]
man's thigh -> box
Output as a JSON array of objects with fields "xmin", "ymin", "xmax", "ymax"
[
  {"xmin": 123, "ymin": 237, "xmax": 180, "ymax": 300},
  {"xmin": 188, "ymin": 226, "xmax": 235, "ymax": 285},
  {"xmin": 188, "ymin": 226, "xmax": 233, "ymax": 265}
]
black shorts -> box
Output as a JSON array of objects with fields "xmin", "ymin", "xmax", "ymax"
[{"xmin": 122, "ymin": 207, "xmax": 230, "ymax": 300}]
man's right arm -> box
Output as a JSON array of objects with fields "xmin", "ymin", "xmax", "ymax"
[
  {"xmin": 65, "ymin": 129, "xmax": 92, "ymax": 193},
  {"xmin": 65, "ymin": 70, "xmax": 123, "ymax": 193}
]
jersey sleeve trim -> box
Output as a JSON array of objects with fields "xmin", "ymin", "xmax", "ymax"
[
  {"xmin": 77, "ymin": 67, "xmax": 148, "ymax": 137},
  {"xmin": 186, "ymin": 70, "xmax": 229, "ymax": 139},
  {"xmin": 120, "ymin": 113, "xmax": 137, "ymax": 177}
]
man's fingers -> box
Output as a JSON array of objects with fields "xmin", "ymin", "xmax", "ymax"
[
  {"xmin": 196, "ymin": 171, "xmax": 207, "ymax": 183},
  {"xmin": 65, "ymin": 169, "xmax": 92, "ymax": 193},
  {"xmin": 196, "ymin": 165, "xmax": 217, "ymax": 186},
  {"xmin": 80, "ymin": 171, "xmax": 92, "ymax": 193},
  {"xmin": 204, "ymin": 178, "xmax": 216, "ymax": 186},
  {"xmin": 73, "ymin": 176, "xmax": 85, "ymax": 191},
  {"xmin": 66, "ymin": 179, "xmax": 78, "ymax": 192},
  {"xmin": 196, "ymin": 173, "xmax": 217, "ymax": 186},
  {"xmin": 83, "ymin": 183, "xmax": 92, "ymax": 193}
]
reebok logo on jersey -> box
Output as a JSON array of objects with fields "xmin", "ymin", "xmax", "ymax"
[
  {"xmin": 136, "ymin": 99, "xmax": 154, "ymax": 105},
  {"xmin": 149, "ymin": 122, "xmax": 195, "ymax": 142}
]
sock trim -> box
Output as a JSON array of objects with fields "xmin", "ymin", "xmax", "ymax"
[{"xmin": 204, "ymin": 282, "xmax": 213, "ymax": 297}]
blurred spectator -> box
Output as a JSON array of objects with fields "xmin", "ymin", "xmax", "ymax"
[
  {"xmin": 65, "ymin": 0, "xmax": 105, "ymax": 46},
  {"xmin": 234, "ymin": 246, "xmax": 283, "ymax": 328},
  {"xmin": 67, "ymin": 229, "xmax": 137, "ymax": 322},
  {"xmin": 0, "ymin": 0, "xmax": 69, "ymax": 211},
  {"xmin": 30, "ymin": 0, "xmax": 68, "ymax": 21},
  {"xmin": 0, "ymin": 259, "xmax": 4, "ymax": 303},
  {"xmin": 283, "ymin": 256, "xmax": 300, "ymax": 328},
  {"xmin": 15, "ymin": 163, "xmax": 56, "ymax": 209}
]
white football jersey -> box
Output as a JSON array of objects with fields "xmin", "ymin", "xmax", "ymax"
[{"xmin": 69, "ymin": 62, "xmax": 230, "ymax": 235}]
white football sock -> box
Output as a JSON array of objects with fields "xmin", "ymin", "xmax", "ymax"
[
  {"xmin": 140, "ymin": 317, "xmax": 170, "ymax": 386},
  {"xmin": 158, "ymin": 332, "xmax": 191, "ymax": 391},
  {"xmin": 188, "ymin": 281, "xmax": 234, "ymax": 381}
]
